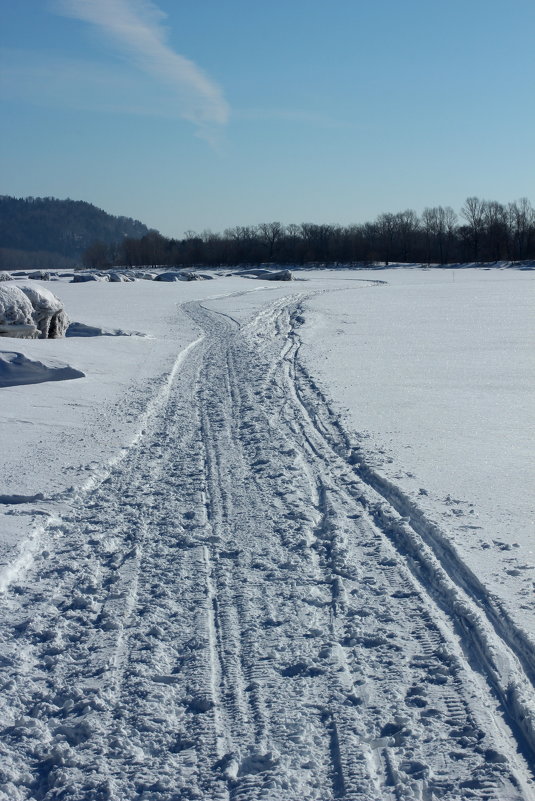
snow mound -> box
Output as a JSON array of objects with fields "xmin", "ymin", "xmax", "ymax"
[
  {"xmin": 1, "ymin": 284, "xmax": 69, "ymax": 339},
  {"xmin": 0, "ymin": 285, "xmax": 39, "ymax": 338},
  {"xmin": 71, "ymin": 273, "xmax": 110, "ymax": 283},
  {"xmin": 28, "ymin": 271, "xmax": 51, "ymax": 281},
  {"xmin": 0, "ymin": 351, "xmax": 85, "ymax": 387},
  {"xmin": 134, "ymin": 271, "xmax": 157, "ymax": 280},
  {"xmin": 66, "ymin": 321, "xmax": 146, "ymax": 337},
  {"xmin": 155, "ymin": 271, "xmax": 206, "ymax": 282},
  {"xmin": 18, "ymin": 284, "xmax": 69, "ymax": 338},
  {"xmin": 0, "ymin": 271, "xmax": 13, "ymax": 281},
  {"xmin": 239, "ymin": 268, "xmax": 293, "ymax": 281},
  {"xmin": 108, "ymin": 272, "xmax": 135, "ymax": 282}
]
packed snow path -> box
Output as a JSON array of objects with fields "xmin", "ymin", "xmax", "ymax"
[{"xmin": 0, "ymin": 293, "xmax": 533, "ymax": 800}]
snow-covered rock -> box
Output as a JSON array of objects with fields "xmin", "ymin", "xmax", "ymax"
[
  {"xmin": 155, "ymin": 271, "xmax": 207, "ymax": 282},
  {"xmin": 0, "ymin": 285, "xmax": 38, "ymax": 338},
  {"xmin": 108, "ymin": 272, "xmax": 135, "ymax": 282},
  {"xmin": 0, "ymin": 271, "xmax": 13, "ymax": 282},
  {"xmin": 18, "ymin": 284, "xmax": 69, "ymax": 338},
  {"xmin": 28, "ymin": 270, "xmax": 51, "ymax": 281},
  {"xmin": 0, "ymin": 283, "xmax": 69, "ymax": 339},
  {"xmin": 240, "ymin": 268, "xmax": 293, "ymax": 281},
  {"xmin": 71, "ymin": 273, "xmax": 110, "ymax": 283}
]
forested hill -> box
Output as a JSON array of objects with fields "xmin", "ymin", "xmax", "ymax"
[{"xmin": 0, "ymin": 195, "xmax": 151, "ymax": 267}]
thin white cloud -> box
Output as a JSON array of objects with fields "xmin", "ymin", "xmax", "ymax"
[
  {"xmin": 0, "ymin": 48, "xmax": 197, "ymax": 119},
  {"xmin": 53, "ymin": 0, "xmax": 229, "ymax": 133}
]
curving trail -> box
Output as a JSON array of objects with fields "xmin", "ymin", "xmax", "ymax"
[{"xmin": 0, "ymin": 291, "xmax": 533, "ymax": 801}]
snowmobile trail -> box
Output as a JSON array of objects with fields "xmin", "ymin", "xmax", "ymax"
[{"xmin": 0, "ymin": 291, "xmax": 533, "ymax": 801}]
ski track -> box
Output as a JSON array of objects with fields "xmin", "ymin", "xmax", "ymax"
[{"xmin": 0, "ymin": 289, "xmax": 534, "ymax": 801}]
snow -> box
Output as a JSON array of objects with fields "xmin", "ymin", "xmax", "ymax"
[
  {"xmin": 0, "ymin": 284, "xmax": 38, "ymax": 338},
  {"xmin": 18, "ymin": 283, "xmax": 69, "ymax": 338},
  {"xmin": 0, "ymin": 267, "xmax": 533, "ymax": 800},
  {"xmin": 298, "ymin": 268, "xmax": 535, "ymax": 634},
  {"xmin": 0, "ymin": 351, "xmax": 84, "ymax": 388},
  {"xmin": 0, "ymin": 282, "xmax": 69, "ymax": 339},
  {"xmin": 0, "ymin": 278, "xmax": 268, "ymax": 505}
]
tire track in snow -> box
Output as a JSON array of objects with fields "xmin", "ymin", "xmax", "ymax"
[
  {"xmin": 0, "ymin": 289, "xmax": 532, "ymax": 800},
  {"xmin": 277, "ymin": 298, "xmax": 535, "ymax": 790}
]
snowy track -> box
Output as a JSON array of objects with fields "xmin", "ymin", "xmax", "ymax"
[{"xmin": 0, "ymin": 293, "xmax": 533, "ymax": 800}]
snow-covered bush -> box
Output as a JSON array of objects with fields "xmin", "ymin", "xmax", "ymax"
[
  {"xmin": 0, "ymin": 271, "xmax": 13, "ymax": 282},
  {"xmin": 0, "ymin": 284, "xmax": 68, "ymax": 339}
]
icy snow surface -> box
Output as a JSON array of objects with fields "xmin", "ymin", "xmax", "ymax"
[{"xmin": 0, "ymin": 268, "xmax": 533, "ymax": 800}]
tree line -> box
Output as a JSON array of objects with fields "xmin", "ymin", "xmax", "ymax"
[
  {"xmin": 83, "ymin": 196, "xmax": 535, "ymax": 269},
  {"xmin": 0, "ymin": 195, "xmax": 150, "ymax": 265}
]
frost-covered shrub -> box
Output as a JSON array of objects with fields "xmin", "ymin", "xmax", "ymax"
[
  {"xmin": 0, "ymin": 283, "xmax": 69, "ymax": 339},
  {"xmin": 0, "ymin": 271, "xmax": 13, "ymax": 282}
]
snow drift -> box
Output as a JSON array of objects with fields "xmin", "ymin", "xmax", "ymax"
[{"xmin": 0, "ymin": 351, "xmax": 84, "ymax": 387}]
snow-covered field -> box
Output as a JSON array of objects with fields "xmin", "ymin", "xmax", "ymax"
[{"xmin": 0, "ymin": 267, "xmax": 533, "ymax": 800}]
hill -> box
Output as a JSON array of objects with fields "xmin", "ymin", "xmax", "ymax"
[{"xmin": 0, "ymin": 195, "xmax": 152, "ymax": 268}]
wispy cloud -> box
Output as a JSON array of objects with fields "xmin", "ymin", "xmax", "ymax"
[
  {"xmin": 52, "ymin": 0, "xmax": 229, "ymax": 136},
  {"xmin": 0, "ymin": 48, "xmax": 195, "ymax": 119}
]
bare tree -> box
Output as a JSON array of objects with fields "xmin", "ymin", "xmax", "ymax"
[
  {"xmin": 257, "ymin": 222, "xmax": 284, "ymax": 261},
  {"xmin": 483, "ymin": 201, "xmax": 508, "ymax": 261},
  {"xmin": 376, "ymin": 213, "xmax": 397, "ymax": 265},
  {"xmin": 82, "ymin": 240, "xmax": 112, "ymax": 269},
  {"xmin": 395, "ymin": 209, "xmax": 419, "ymax": 262},
  {"xmin": 508, "ymin": 198, "xmax": 534, "ymax": 260},
  {"xmin": 421, "ymin": 207, "xmax": 438, "ymax": 264},
  {"xmin": 461, "ymin": 196, "xmax": 486, "ymax": 261}
]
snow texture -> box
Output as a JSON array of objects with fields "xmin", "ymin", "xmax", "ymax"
[{"xmin": 0, "ymin": 269, "xmax": 533, "ymax": 800}]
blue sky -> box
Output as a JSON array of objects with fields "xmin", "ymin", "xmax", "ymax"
[{"xmin": 1, "ymin": 0, "xmax": 534, "ymax": 237}]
